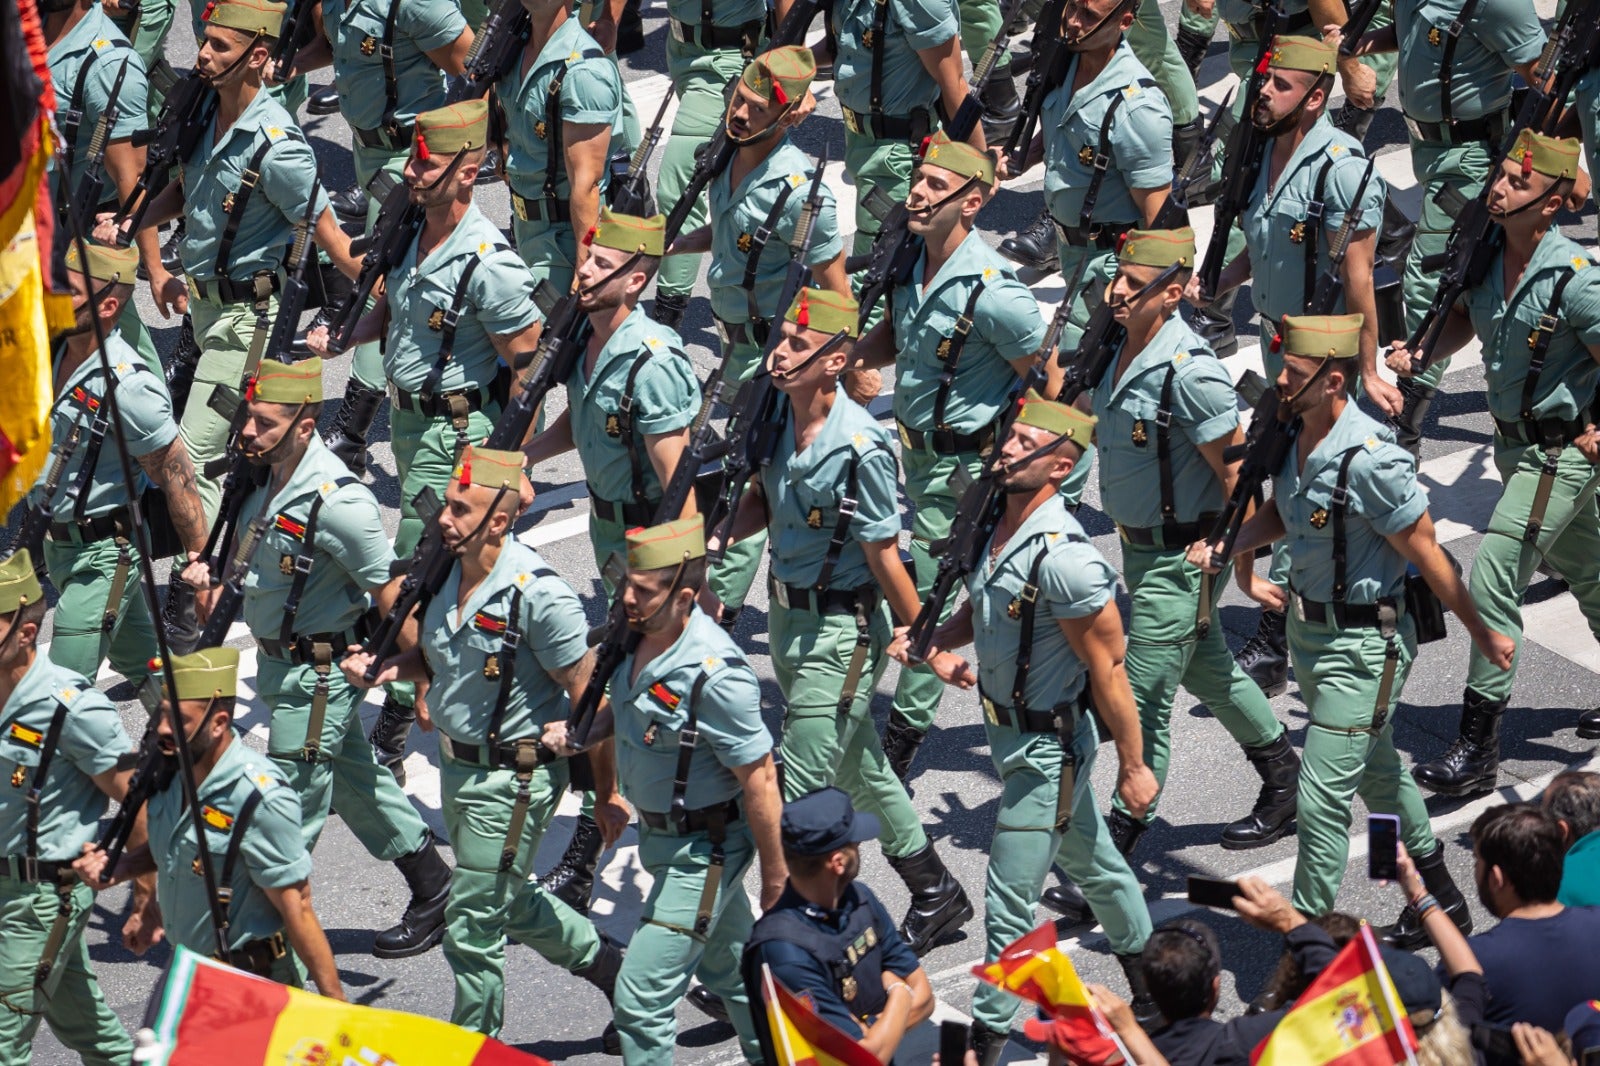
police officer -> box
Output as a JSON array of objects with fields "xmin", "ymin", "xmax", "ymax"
[
  {"xmin": 182, "ymin": 358, "xmax": 452, "ymax": 960},
  {"xmin": 280, "ymin": 0, "xmax": 475, "ymax": 475},
  {"xmin": 30, "ymin": 240, "xmax": 208, "ymax": 684},
  {"xmin": 341, "ymin": 446, "xmax": 624, "ymax": 1050},
  {"xmin": 742, "ymin": 787, "xmax": 933, "ymax": 1064},
  {"xmin": 0, "ymin": 551, "xmax": 137, "ymax": 1065},
  {"xmin": 543, "ymin": 518, "xmax": 786, "ymax": 1065},
  {"xmin": 496, "ymin": 0, "xmax": 625, "ymax": 295},
  {"xmin": 74, "ymin": 648, "xmax": 346, "ymax": 995},
  {"xmin": 716, "ymin": 288, "xmax": 974, "ymax": 955},
  {"xmin": 1188, "ymin": 314, "xmax": 1513, "ymax": 926},
  {"xmin": 851, "ymin": 133, "xmax": 1052, "ymax": 783},
  {"xmin": 666, "ymin": 45, "xmax": 850, "ymax": 624},
  {"xmin": 1186, "ymin": 33, "xmax": 1392, "ymax": 701},
  {"xmin": 1386, "ymin": 133, "xmax": 1600, "ymax": 799},
  {"xmin": 889, "ymin": 393, "xmax": 1160, "ymax": 1059}
]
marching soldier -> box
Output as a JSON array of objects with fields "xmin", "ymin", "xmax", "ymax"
[
  {"xmin": 31, "ymin": 241, "xmax": 208, "ymax": 684},
  {"xmin": 850, "ymin": 133, "xmax": 1053, "ymax": 784},
  {"xmin": 0, "ymin": 550, "xmax": 138, "ymax": 1065},
  {"xmin": 1386, "ymin": 134, "xmax": 1600, "ymax": 796},
  {"xmin": 543, "ymin": 518, "xmax": 787, "ymax": 1065},
  {"xmin": 1186, "ymin": 33, "xmax": 1392, "ymax": 700},
  {"xmin": 181, "ymin": 358, "xmax": 453, "ymax": 960},
  {"xmin": 888, "ymin": 394, "xmax": 1161, "ymax": 1060},
  {"xmin": 1188, "ymin": 314, "xmax": 1513, "ymax": 930},
  {"xmin": 74, "ymin": 648, "xmax": 346, "ymax": 995},
  {"xmin": 713, "ymin": 288, "xmax": 975, "ymax": 955},
  {"xmin": 340, "ymin": 446, "xmax": 625, "ymax": 1051}
]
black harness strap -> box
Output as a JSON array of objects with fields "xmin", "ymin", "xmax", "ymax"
[
  {"xmin": 22, "ymin": 698, "xmax": 74, "ymax": 875},
  {"xmin": 215, "ymin": 131, "xmax": 304, "ymax": 282},
  {"xmin": 811, "ymin": 451, "xmax": 862, "ymax": 593},
  {"xmin": 377, "ymin": 0, "xmax": 403, "ymax": 140},
  {"xmin": 618, "ymin": 352, "xmax": 656, "ymax": 508},
  {"xmin": 421, "ymin": 253, "xmax": 494, "ymax": 459},
  {"xmin": 1436, "ymin": 0, "xmax": 1485, "ymax": 131},
  {"xmin": 1517, "ymin": 270, "xmax": 1579, "ymax": 426},
  {"xmin": 665, "ymin": 658, "xmax": 745, "ymax": 936},
  {"xmin": 1326, "ymin": 446, "xmax": 1401, "ymax": 732},
  {"xmin": 60, "ymin": 43, "xmax": 131, "ymax": 195},
  {"xmin": 23, "ymin": 695, "xmax": 74, "ymax": 993},
  {"xmin": 931, "ymin": 281, "xmax": 987, "ymax": 434},
  {"xmin": 1077, "ymin": 80, "xmax": 1155, "ymax": 229},
  {"xmin": 1302, "ymin": 158, "xmax": 1334, "ymax": 310},
  {"xmin": 539, "ymin": 49, "xmax": 607, "ymax": 203},
  {"xmin": 867, "ymin": 0, "xmax": 891, "ymax": 117},
  {"xmin": 215, "ymin": 789, "xmax": 265, "ymax": 911},
  {"xmin": 1154, "ymin": 363, "xmax": 1183, "ymax": 545},
  {"xmin": 485, "ymin": 588, "xmax": 524, "ymax": 751},
  {"xmin": 741, "ymin": 177, "xmax": 802, "ymax": 338}
]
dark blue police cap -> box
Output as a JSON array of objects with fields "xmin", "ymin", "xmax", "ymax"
[{"xmin": 782, "ymin": 787, "xmax": 881, "ymax": 856}]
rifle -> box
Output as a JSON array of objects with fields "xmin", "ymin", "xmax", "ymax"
[
  {"xmin": 266, "ymin": 198, "xmax": 319, "ymax": 364},
  {"xmin": 1197, "ymin": 1, "xmax": 1283, "ymax": 298},
  {"xmin": 1164, "ymin": 87, "xmax": 1234, "ymax": 217},
  {"xmin": 96, "ymin": 707, "xmax": 175, "ymax": 877},
  {"xmin": 1002, "ymin": 0, "xmax": 1070, "ymax": 174},
  {"xmin": 270, "ymin": 0, "xmax": 320, "ymax": 83},
  {"xmin": 450, "ymin": 0, "xmax": 532, "ymax": 101},
  {"xmin": 327, "ymin": 175, "xmax": 423, "ymax": 352},
  {"xmin": 610, "ymin": 91, "xmax": 674, "ymax": 216},
  {"xmin": 194, "ymin": 512, "xmax": 271, "ymax": 649},
  {"xmin": 114, "ymin": 71, "xmax": 218, "ymax": 239},
  {"xmin": 67, "ymin": 59, "xmax": 131, "ymax": 233},
  {"xmin": 1056, "ymin": 264, "xmax": 1185, "ymax": 405},
  {"xmin": 1203, "ymin": 370, "xmax": 1299, "ymax": 571},
  {"xmin": 1339, "ymin": 0, "xmax": 1384, "ymax": 57},
  {"xmin": 1306, "ymin": 158, "xmax": 1376, "ymax": 314},
  {"xmin": 4, "ymin": 427, "xmax": 83, "ymax": 580}
]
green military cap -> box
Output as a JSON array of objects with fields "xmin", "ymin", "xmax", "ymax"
[
  {"xmin": 66, "ymin": 239, "xmax": 141, "ymax": 285},
  {"xmin": 250, "ymin": 357, "xmax": 323, "ymax": 404},
  {"xmin": 202, "ymin": 0, "xmax": 287, "ymax": 37},
  {"xmin": 626, "ymin": 517, "xmax": 706, "ymax": 571},
  {"xmin": 585, "ymin": 207, "xmax": 667, "ymax": 257},
  {"xmin": 1281, "ymin": 313, "xmax": 1364, "ymax": 359},
  {"xmin": 0, "ymin": 551, "xmax": 44, "ymax": 616},
  {"xmin": 415, "ymin": 99, "xmax": 489, "ymax": 159},
  {"xmin": 784, "ymin": 287, "xmax": 860, "ymax": 339},
  {"xmin": 158, "ymin": 647, "xmax": 241, "ymax": 701},
  {"xmin": 453, "ymin": 444, "xmax": 524, "ymax": 489},
  {"xmin": 1118, "ymin": 226, "xmax": 1195, "ymax": 269},
  {"xmin": 741, "ymin": 46, "xmax": 815, "ymax": 107},
  {"xmin": 920, "ymin": 129, "xmax": 995, "ymax": 187},
  {"xmin": 1015, "ymin": 389, "xmax": 1096, "ymax": 443},
  {"xmin": 1268, "ymin": 33, "xmax": 1337, "ymax": 74},
  {"xmin": 1507, "ymin": 129, "xmax": 1582, "ymax": 181}
]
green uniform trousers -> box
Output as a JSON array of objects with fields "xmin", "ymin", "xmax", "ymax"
[
  {"xmin": 971, "ymin": 714, "xmax": 1152, "ymax": 1033},
  {"xmin": 440, "ymin": 751, "xmax": 601, "ymax": 1036},
  {"xmin": 1178, "ymin": 5, "xmax": 1217, "ymax": 41},
  {"xmin": 771, "ymin": 601, "xmax": 928, "ymax": 860},
  {"xmin": 512, "ymin": 216, "xmax": 582, "ymax": 297},
  {"xmin": 614, "ymin": 820, "xmax": 762, "ymax": 1064},
  {"xmin": 1111, "ymin": 545, "xmax": 1284, "ymax": 822},
  {"xmin": 1403, "ymin": 144, "xmax": 1491, "ymax": 392},
  {"xmin": 1287, "ymin": 611, "xmax": 1434, "ymax": 915},
  {"xmin": 1465, "ymin": 439, "xmax": 1600, "ymax": 700},
  {"xmin": 349, "ymin": 141, "xmax": 410, "ymax": 393},
  {"xmin": 186, "ymin": 291, "xmax": 278, "ymax": 527},
  {"xmin": 0, "ymin": 877, "xmax": 130, "ymax": 1066},
  {"xmin": 391, "ymin": 403, "xmax": 499, "ymax": 558},
  {"xmin": 1127, "ymin": 0, "xmax": 1199, "ymax": 125},
  {"xmin": 42, "ymin": 534, "xmax": 156, "ymax": 684},
  {"xmin": 258, "ymin": 655, "xmax": 430, "ymax": 860}
]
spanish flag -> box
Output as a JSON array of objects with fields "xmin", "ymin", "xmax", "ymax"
[
  {"xmin": 144, "ymin": 946, "xmax": 552, "ymax": 1066},
  {"xmin": 1250, "ymin": 924, "xmax": 1419, "ymax": 1066},
  {"xmin": 972, "ymin": 923, "xmax": 1129, "ymax": 1065},
  {"xmin": 758, "ymin": 963, "xmax": 881, "ymax": 1066}
]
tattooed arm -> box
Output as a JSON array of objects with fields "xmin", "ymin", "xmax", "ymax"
[{"xmin": 136, "ymin": 436, "xmax": 210, "ymax": 557}]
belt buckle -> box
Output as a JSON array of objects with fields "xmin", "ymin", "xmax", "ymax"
[
  {"xmin": 268, "ymin": 932, "xmax": 287, "ymax": 960},
  {"xmin": 512, "ymin": 194, "xmax": 530, "ymax": 222},
  {"xmin": 772, "ymin": 581, "xmax": 790, "ymax": 610},
  {"xmin": 981, "ymin": 696, "xmax": 999, "ymax": 728},
  {"xmin": 1292, "ymin": 594, "xmax": 1307, "ymax": 624},
  {"xmin": 669, "ymin": 18, "xmax": 687, "ymax": 42},
  {"xmin": 19, "ymin": 856, "xmax": 39, "ymax": 882},
  {"xmin": 896, "ymin": 422, "xmax": 913, "ymax": 449},
  {"xmin": 1117, "ymin": 524, "xmax": 1131, "ymax": 544},
  {"xmin": 843, "ymin": 108, "xmax": 862, "ymax": 135},
  {"xmin": 714, "ymin": 319, "xmax": 731, "ymax": 349}
]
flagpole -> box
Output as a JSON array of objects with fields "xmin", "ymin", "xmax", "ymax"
[
  {"xmin": 1360, "ymin": 922, "xmax": 1420, "ymax": 1066},
  {"xmin": 762, "ymin": 964, "xmax": 801, "ymax": 1066}
]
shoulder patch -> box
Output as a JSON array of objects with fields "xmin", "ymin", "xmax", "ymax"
[
  {"xmin": 93, "ymin": 37, "xmax": 110, "ymax": 49},
  {"xmin": 702, "ymin": 655, "xmax": 722, "ymax": 670},
  {"xmin": 981, "ymin": 267, "xmax": 997, "ymax": 281},
  {"xmin": 1363, "ymin": 436, "xmax": 1380, "ymax": 451},
  {"xmin": 852, "ymin": 431, "xmax": 865, "ymax": 447},
  {"xmin": 1123, "ymin": 84, "xmax": 1141, "ymax": 98},
  {"xmin": 250, "ymin": 772, "xmax": 282, "ymax": 792},
  {"xmin": 569, "ymin": 50, "xmax": 583, "ymax": 60},
  {"xmin": 1173, "ymin": 351, "xmax": 1189, "ymax": 365},
  {"xmin": 479, "ymin": 241, "xmax": 491, "ymax": 254},
  {"xmin": 266, "ymin": 126, "xmax": 285, "ymax": 140},
  {"xmin": 789, "ymin": 173, "xmax": 804, "ymax": 187},
  {"xmin": 1329, "ymin": 144, "xmax": 1345, "ymax": 156},
  {"xmin": 57, "ymin": 687, "xmax": 83, "ymax": 706},
  {"xmin": 644, "ymin": 335, "xmax": 662, "ymax": 349},
  {"xmin": 1574, "ymin": 257, "xmax": 1589, "ymax": 271},
  {"xmin": 514, "ymin": 571, "xmax": 532, "ymax": 587}
]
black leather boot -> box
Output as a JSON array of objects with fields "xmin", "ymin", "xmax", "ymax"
[
  {"xmin": 1191, "ymin": 287, "xmax": 1239, "ymax": 357},
  {"xmin": 1041, "ymin": 873, "xmax": 1093, "ymax": 924},
  {"xmin": 969, "ymin": 1022, "xmax": 1009, "ymax": 1066},
  {"xmin": 1579, "ymin": 707, "xmax": 1600, "ymax": 739},
  {"xmin": 886, "ymin": 843, "xmax": 974, "ymax": 955},
  {"xmin": 1378, "ymin": 195, "xmax": 1418, "ymax": 267},
  {"xmin": 1107, "ymin": 807, "xmax": 1147, "ymax": 857},
  {"xmin": 686, "ymin": 984, "xmax": 730, "ymax": 1024},
  {"xmin": 477, "ymin": 147, "xmax": 503, "ymax": 186},
  {"xmin": 1220, "ymin": 731, "xmax": 1300, "ymax": 849},
  {"xmin": 1115, "ymin": 952, "xmax": 1163, "ymax": 1029},
  {"xmin": 1380, "ymin": 842, "xmax": 1473, "ymax": 949},
  {"xmin": 161, "ymin": 221, "xmax": 184, "ymax": 273},
  {"xmin": 374, "ymin": 833, "xmax": 450, "ymax": 958},
  {"xmin": 166, "ymin": 314, "xmax": 201, "ymax": 420},
  {"xmin": 1415, "ymin": 689, "xmax": 1506, "ymax": 797},
  {"xmin": 882, "ymin": 708, "xmax": 927, "ymax": 784},
  {"xmin": 1236, "ymin": 609, "xmax": 1289, "ymax": 699},
  {"xmin": 616, "ymin": 0, "xmax": 644, "ymax": 54},
  {"xmin": 540, "ymin": 813, "xmax": 604, "ymax": 914},
  {"xmin": 330, "ymin": 184, "xmax": 369, "ymax": 223},
  {"xmin": 307, "ymin": 84, "xmax": 341, "ymax": 116},
  {"xmin": 323, "ymin": 381, "xmax": 386, "ymax": 478},
  {"xmin": 1333, "ymin": 102, "xmax": 1377, "ymax": 144},
  {"xmin": 572, "ymin": 934, "xmax": 624, "ymax": 1055},
  {"xmin": 162, "ymin": 568, "xmax": 202, "ymax": 656},
  {"xmin": 1389, "ymin": 377, "xmax": 1436, "ymax": 460},
  {"xmin": 980, "ymin": 64, "xmax": 1021, "ymax": 144},
  {"xmin": 998, "ymin": 209, "xmax": 1059, "ymax": 273},
  {"xmin": 368, "ymin": 695, "xmax": 415, "ymax": 786},
  {"xmin": 1175, "ymin": 23, "xmax": 1210, "ymax": 78},
  {"xmin": 651, "ymin": 291, "xmax": 689, "ymax": 330}
]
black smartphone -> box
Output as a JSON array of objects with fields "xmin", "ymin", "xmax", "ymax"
[
  {"xmin": 1471, "ymin": 1023, "xmax": 1518, "ymax": 1062},
  {"xmin": 1187, "ymin": 875, "xmax": 1242, "ymax": 910},
  {"xmin": 1581, "ymin": 1047, "xmax": 1600, "ymax": 1066},
  {"xmin": 1368, "ymin": 813, "xmax": 1400, "ymax": 881},
  {"xmin": 940, "ymin": 1020, "xmax": 969, "ymax": 1064}
]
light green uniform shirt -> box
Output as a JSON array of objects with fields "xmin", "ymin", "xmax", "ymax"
[
  {"xmin": 423, "ymin": 541, "xmax": 590, "ymax": 744},
  {"xmin": 1274, "ymin": 402, "xmax": 1428, "ymax": 604},
  {"xmin": 665, "ymin": 0, "xmax": 764, "ymax": 27},
  {"xmin": 36, "ymin": 333, "xmax": 176, "ymax": 521},
  {"xmin": 47, "ymin": 9, "xmax": 148, "ymax": 199},
  {"xmin": 966, "ymin": 496, "xmax": 1112, "ymax": 711},
  {"xmin": 567, "ymin": 307, "xmax": 699, "ymax": 506},
  {"xmin": 1395, "ymin": 0, "xmax": 1545, "ymax": 125},
  {"xmin": 706, "ymin": 140, "xmax": 842, "ymax": 328},
  {"xmin": 833, "ymin": 0, "xmax": 957, "ymax": 119},
  {"xmin": 1241, "ymin": 116, "xmax": 1386, "ymax": 323},
  {"xmin": 612, "ymin": 608, "xmax": 770, "ymax": 814},
  {"xmin": 384, "ymin": 204, "xmax": 540, "ymax": 393},
  {"xmin": 323, "ymin": 0, "xmax": 464, "ymax": 134},
  {"xmin": 892, "ymin": 229, "xmax": 1045, "ymax": 437},
  {"xmin": 760, "ymin": 389, "xmax": 902, "ymax": 590},
  {"xmin": 241, "ymin": 437, "xmax": 392, "ymax": 643},
  {"xmin": 178, "ymin": 90, "xmax": 328, "ymax": 283},
  {"xmin": 148, "ymin": 737, "xmax": 311, "ymax": 952},
  {"xmin": 1093, "ymin": 314, "xmax": 1237, "ymax": 530},
  {"xmin": 0, "ymin": 656, "xmax": 129, "ymax": 860},
  {"xmin": 1041, "ymin": 42, "xmax": 1172, "ymax": 229}
]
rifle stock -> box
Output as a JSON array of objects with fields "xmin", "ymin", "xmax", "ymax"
[
  {"xmin": 69, "ymin": 59, "xmax": 130, "ymax": 232},
  {"xmin": 117, "ymin": 72, "xmax": 217, "ymax": 239},
  {"xmin": 1004, "ymin": 0, "xmax": 1069, "ymax": 173},
  {"xmin": 1204, "ymin": 372, "xmax": 1299, "ymax": 569},
  {"xmin": 195, "ymin": 514, "xmax": 269, "ymax": 648},
  {"xmin": 452, "ymin": 0, "xmax": 531, "ymax": 100},
  {"xmin": 328, "ymin": 178, "xmax": 423, "ymax": 352},
  {"xmin": 265, "ymin": 199, "xmax": 319, "ymax": 362}
]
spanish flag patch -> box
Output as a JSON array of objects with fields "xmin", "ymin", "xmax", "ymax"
[
  {"xmin": 7, "ymin": 723, "xmax": 43, "ymax": 748},
  {"xmin": 274, "ymin": 514, "xmax": 307, "ymax": 539},
  {"xmin": 201, "ymin": 805, "xmax": 234, "ymax": 831},
  {"xmin": 648, "ymin": 682, "xmax": 680, "ymax": 712}
]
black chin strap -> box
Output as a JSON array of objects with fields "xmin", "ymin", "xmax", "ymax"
[
  {"xmin": 246, "ymin": 401, "xmax": 308, "ymax": 465},
  {"xmin": 1105, "ymin": 261, "xmax": 1186, "ymax": 311},
  {"xmin": 1494, "ymin": 174, "xmax": 1565, "ymax": 220},
  {"xmin": 766, "ymin": 329, "xmax": 851, "ymax": 382},
  {"xmin": 1253, "ymin": 77, "xmax": 1325, "ymax": 138},
  {"xmin": 908, "ymin": 173, "xmax": 981, "ymax": 221},
  {"xmin": 1282, "ymin": 353, "xmax": 1334, "ymax": 409},
  {"xmin": 1001, "ymin": 427, "xmax": 1080, "ymax": 480},
  {"xmin": 724, "ymin": 98, "xmax": 795, "ymax": 147},
  {"xmin": 1063, "ymin": 0, "xmax": 1135, "ymax": 51},
  {"xmin": 578, "ymin": 250, "xmax": 646, "ymax": 302},
  {"xmin": 451, "ymin": 485, "xmax": 512, "ymax": 553},
  {"xmin": 410, "ymin": 147, "xmax": 470, "ymax": 195},
  {"xmin": 629, "ymin": 558, "xmax": 690, "ymax": 630}
]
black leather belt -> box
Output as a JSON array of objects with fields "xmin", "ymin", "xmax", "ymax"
[
  {"xmin": 978, "ymin": 687, "xmax": 1083, "ymax": 734},
  {"xmin": 49, "ymin": 506, "xmax": 133, "ymax": 545},
  {"xmin": 0, "ymin": 855, "xmax": 71, "ymax": 883},
  {"xmin": 387, "ymin": 381, "xmax": 499, "ymax": 418},
  {"xmin": 218, "ymin": 932, "xmax": 288, "ymax": 977},
  {"xmin": 1116, "ymin": 515, "xmax": 1216, "ymax": 550},
  {"xmin": 896, "ymin": 419, "xmax": 995, "ymax": 456},
  {"xmin": 1293, "ymin": 594, "xmax": 1396, "ymax": 628},
  {"xmin": 439, "ymin": 732, "xmax": 543, "ymax": 769},
  {"xmin": 1405, "ymin": 111, "xmax": 1507, "ymax": 147},
  {"xmin": 840, "ymin": 105, "xmax": 930, "ymax": 142},
  {"xmin": 255, "ymin": 632, "xmax": 351, "ymax": 665},
  {"xmin": 190, "ymin": 273, "xmax": 281, "ymax": 304},
  {"xmin": 767, "ymin": 576, "xmax": 878, "ymax": 615},
  {"xmin": 639, "ymin": 798, "xmax": 743, "ymax": 834},
  {"xmin": 1052, "ymin": 219, "xmax": 1134, "ymax": 250},
  {"xmin": 1492, "ymin": 411, "xmax": 1590, "ymax": 449},
  {"xmin": 511, "ymin": 190, "xmax": 570, "ymax": 224},
  {"xmin": 590, "ymin": 492, "xmax": 655, "ymax": 527},
  {"xmin": 667, "ymin": 17, "xmax": 761, "ymax": 48},
  {"xmin": 354, "ymin": 122, "xmax": 412, "ymax": 151}
]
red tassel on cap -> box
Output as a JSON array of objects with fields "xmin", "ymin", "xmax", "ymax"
[
  {"xmin": 201, "ymin": 1, "xmax": 216, "ymax": 20},
  {"xmin": 917, "ymin": 135, "xmax": 932, "ymax": 161},
  {"xmin": 1521, "ymin": 148, "xmax": 1534, "ymax": 178},
  {"xmin": 1270, "ymin": 332, "xmax": 1283, "ymax": 353},
  {"xmin": 416, "ymin": 132, "xmax": 431, "ymax": 161},
  {"xmin": 245, "ymin": 376, "xmax": 258, "ymax": 402},
  {"xmin": 773, "ymin": 82, "xmax": 788, "ymax": 105},
  {"xmin": 582, "ymin": 226, "xmax": 597, "ymax": 247},
  {"xmin": 796, "ymin": 291, "xmax": 811, "ymax": 326},
  {"xmin": 458, "ymin": 459, "xmax": 472, "ymax": 488},
  {"xmin": 1114, "ymin": 231, "xmax": 1129, "ymax": 255}
]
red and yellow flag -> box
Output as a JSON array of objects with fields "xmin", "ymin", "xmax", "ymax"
[
  {"xmin": 758, "ymin": 963, "xmax": 881, "ymax": 1066},
  {"xmin": 972, "ymin": 923, "xmax": 1128, "ymax": 1065},
  {"xmin": 146, "ymin": 946, "xmax": 552, "ymax": 1066},
  {"xmin": 1251, "ymin": 924, "xmax": 1419, "ymax": 1066}
]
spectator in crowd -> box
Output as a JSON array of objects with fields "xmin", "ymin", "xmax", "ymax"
[
  {"xmin": 1247, "ymin": 912, "xmax": 1361, "ymax": 1015},
  {"xmin": 1541, "ymin": 770, "xmax": 1600, "ymax": 907}
]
